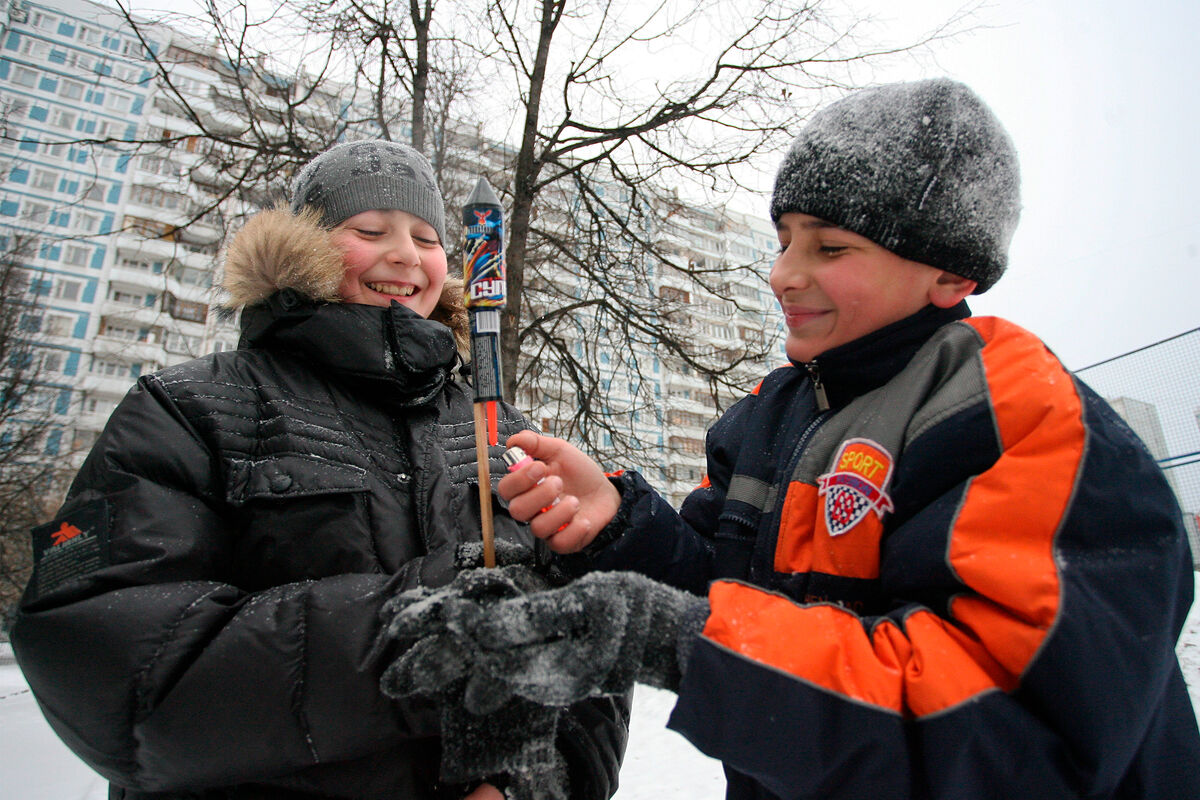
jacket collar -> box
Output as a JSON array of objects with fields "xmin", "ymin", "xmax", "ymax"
[
  {"xmin": 791, "ymin": 301, "xmax": 972, "ymax": 410},
  {"xmin": 239, "ymin": 290, "xmax": 458, "ymax": 407}
]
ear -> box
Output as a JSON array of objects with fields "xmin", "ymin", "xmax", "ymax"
[{"xmin": 928, "ymin": 271, "xmax": 977, "ymax": 308}]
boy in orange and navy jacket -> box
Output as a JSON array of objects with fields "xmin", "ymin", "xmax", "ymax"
[{"xmin": 381, "ymin": 79, "xmax": 1200, "ymax": 799}]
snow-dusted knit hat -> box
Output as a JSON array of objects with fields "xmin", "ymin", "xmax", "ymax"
[
  {"xmin": 290, "ymin": 140, "xmax": 446, "ymax": 245},
  {"xmin": 769, "ymin": 78, "xmax": 1020, "ymax": 293}
]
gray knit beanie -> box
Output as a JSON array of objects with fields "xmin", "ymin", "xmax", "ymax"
[
  {"xmin": 769, "ymin": 78, "xmax": 1020, "ymax": 293},
  {"xmin": 290, "ymin": 140, "xmax": 446, "ymax": 245}
]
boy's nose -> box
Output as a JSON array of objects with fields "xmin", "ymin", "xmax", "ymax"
[
  {"xmin": 385, "ymin": 234, "xmax": 419, "ymax": 264},
  {"xmin": 771, "ymin": 253, "xmax": 814, "ymax": 291}
]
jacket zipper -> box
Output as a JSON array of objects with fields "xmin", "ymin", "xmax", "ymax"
[
  {"xmin": 751, "ymin": 383, "xmax": 831, "ymax": 580},
  {"xmin": 803, "ymin": 359, "xmax": 830, "ymax": 411}
]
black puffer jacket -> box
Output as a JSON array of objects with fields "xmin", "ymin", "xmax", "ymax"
[{"xmin": 10, "ymin": 210, "xmax": 628, "ymax": 799}]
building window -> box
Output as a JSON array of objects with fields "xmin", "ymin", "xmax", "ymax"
[
  {"xmin": 75, "ymin": 212, "xmax": 100, "ymax": 233},
  {"xmin": 20, "ymin": 38, "xmax": 50, "ymax": 59},
  {"xmin": 100, "ymin": 321, "xmax": 141, "ymax": 341},
  {"xmin": 24, "ymin": 201, "xmax": 51, "ymax": 224},
  {"xmin": 660, "ymin": 285, "xmax": 690, "ymax": 303},
  {"xmin": 63, "ymin": 50, "xmax": 94, "ymax": 71},
  {"xmin": 58, "ymin": 79, "xmax": 85, "ymax": 101},
  {"xmin": 38, "ymin": 350, "xmax": 65, "ymax": 374},
  {"xmin": 31, "ymin": 168, "xmax": 58, "ymax": 191},
  {"xmin": 81, "ymin": 181, "xmax": 106, "ymax": 202},
  {"xmin": 12, "ymin": 66, "xmax": 39, "ymax": 88},
  {"xmin": 30, "ymin": 12, "xmax": 59, "ymax": 31},
  {"xmin": 77, "ymin": 25, "xmax": 104, "ymax": 45},
  {"xmin": 50, "ymin": 108, "xmax": 77, "ymax": 130},
  {"xmin": 53, "ymin": 279, "xmax": 83, "ymax": 302},
  {"xmin": 83, "ymin": 397, "xmax": 118, "ymax": 416},
  {"xmin": 42, "ymin": 141, "xmax": 68, "ymax": 160},
  {"xmin": 165, "ymin": 331, "xmax": 203, "ymax": 354},
  {"xmin": 106, "ymin": 92, "xmax": 132, "ymax": 113},
  {"xmin": 130, "ymin": 184, "xmax": 186, "ymax": 211},
  {"xmin": 668, "ymin": 435, "xmax": 705, "ymax": 455},
  {"xmin": 89, "ymin": 358, "xmax": 129, "ymax": 377},
  {"xmin": 111, "ymin": 62, "xmax": 142, "ymax": 83},
  {"xmin": 45, "ymin": 313, "xmax": 74, "ymax": 337},
  {"xmin": 118, "ymin": 256, "xmax": 154, "ymax": 272},
  {"xmin": 63, "ymin": 244, "xmax": 91, "ymax": 266},
  {"xmin": 162, "ymin": 292, "xmax": 208, "ymax": 323},
  {"xmin": 108, "ymin": 288, "xmax": 145, "ymax": 306}
]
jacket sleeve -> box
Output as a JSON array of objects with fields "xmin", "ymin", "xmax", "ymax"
[
  {"xmin": 10, "ymin": 377, "xmax": 441, "ymax": 792},
  {"xmin": 554, "ymin": 391, "xmax": 763, "ymax": 594},
  {"xmin": 667, "ymin": 318, "xmax": 1200, "ymax": 799}
]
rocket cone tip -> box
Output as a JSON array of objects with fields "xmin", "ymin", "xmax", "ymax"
[{"xmin": 466, "ymin": 176, "xmax": 501, "ymax": 207}]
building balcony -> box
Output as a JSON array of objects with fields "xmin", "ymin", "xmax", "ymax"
[
  {"xmin": 77, "ymin": 373, "xmax": 140, "ymax": 398},
  {"xmin": 98, "ymin": 300, "xmax": 162, "ymax": 327},
  {"xmin": 91, "ymin": 337, "xmax": 163, "ymax": 365}
]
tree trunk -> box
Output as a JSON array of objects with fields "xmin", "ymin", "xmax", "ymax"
[{"xmin": 502, "ymin": 0, "xmax": 563, "ymax": 400}]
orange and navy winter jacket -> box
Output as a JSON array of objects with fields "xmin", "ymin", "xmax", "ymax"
[{"xmin": 571, "ymin": 302, "xmax": 1200, "ymax": 800}]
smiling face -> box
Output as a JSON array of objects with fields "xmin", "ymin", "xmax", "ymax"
[
  {"xmin": 330, "ymin": 209, "xmax": 448, "ymax": 318},
  {"xmin": 769, "ymin": 213, "xmax": 977, "ymax": 363}
]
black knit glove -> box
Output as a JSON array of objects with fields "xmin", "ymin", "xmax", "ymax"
[
  {"xmin": 383, "ymin": 570, "xmax": 709, "ymax": 709},
  {"xmin": 380, "ymin": 565, "xmax": 570, "ymax": 800}
]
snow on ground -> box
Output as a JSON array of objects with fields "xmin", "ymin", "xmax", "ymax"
[{"xmin": 3, "ymin": 574, "xmax": 1198, "ymax": 799}]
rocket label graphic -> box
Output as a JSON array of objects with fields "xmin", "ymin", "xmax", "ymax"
[
  {"xmin": 464, "ymin": 194, "xmax": 506, "ymax": 311},
  {"xmin": 463, "ymin": 177, "xmax": 506, "ymax": 405}
]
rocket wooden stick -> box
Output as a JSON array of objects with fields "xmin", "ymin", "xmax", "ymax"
[{"xmin": 463, "ymin": 177, "xmax": 506, "ymax": 568}]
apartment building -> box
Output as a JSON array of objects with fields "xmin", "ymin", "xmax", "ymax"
[
  {"xmin": 0, "ymin": 0, "xmax": 785, "ymax": 502},
  {"xmin": 0, "ymin": 0, "xmax": 235, "ymax": 461}
]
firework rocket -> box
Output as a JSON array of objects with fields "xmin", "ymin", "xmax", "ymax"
[{"xmin": 463, "ymin": 176, "xmax": 505, "ymax": 567}]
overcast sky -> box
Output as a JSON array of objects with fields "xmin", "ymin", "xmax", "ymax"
[{"xmin": 808, "ymin": 0, "xmax": 1200, "ymax": 369}]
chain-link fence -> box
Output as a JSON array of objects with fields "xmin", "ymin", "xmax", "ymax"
[{"xmin": 1074, "ymin": 328, "xmax": 1200, "ymax": 568}]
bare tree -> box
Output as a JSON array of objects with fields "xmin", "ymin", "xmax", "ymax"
[
  {"xmin": 0, "ymin": 236, "xmax": 75, "ymax": 628},
  {"xmin": 98, "ymin": 0, "xmax": 955, "ymax": 467},
  {"xmin": 470, "ymin": 0, "xmax": 960, "ymax": 463}
]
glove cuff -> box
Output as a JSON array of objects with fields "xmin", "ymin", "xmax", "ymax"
[{"xmin": 633, "ymin": 583, "xmax": 708, "ymax": 693}]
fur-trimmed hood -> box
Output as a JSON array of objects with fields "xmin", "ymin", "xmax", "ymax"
[{"xmin": 220, "ymin": 207, "xmax": 469, "ymax": 354}]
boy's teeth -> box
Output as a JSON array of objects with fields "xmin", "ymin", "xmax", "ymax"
[{"xmin": 367, "ymin": 283, "xmax": 414, "ymax": 296}]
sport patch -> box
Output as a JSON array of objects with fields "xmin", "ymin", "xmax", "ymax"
[
  {"xmin": 28, "ymin": 499, "xmax": 111, "ymax": 600},
  {"xmin": 817, "ymin": 438, "xmax": 895, "ymax": 536}
]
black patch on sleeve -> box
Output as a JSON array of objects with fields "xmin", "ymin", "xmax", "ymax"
[{"xmin": 28, "ymin": 499, "xmax": 111, "ymax": 601}]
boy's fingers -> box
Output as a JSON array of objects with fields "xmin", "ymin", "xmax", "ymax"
[
  {"xmin": 497, "ymin": 459, "xmax": 547, "ymax": 503},
  {"xmin": 504, "ymin": 473, "xmax": 561, "ymax": 522},
  {"xmin": 504, "ymin": 430, "xmax": 547, "ymax": 458},
  {"xmin": 528, "ymin": 494, "xmax": 579, "ymax": 541},
  {"xmin": 543, "ymin": 515, "xmax": 594, "ymax": 554}
]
